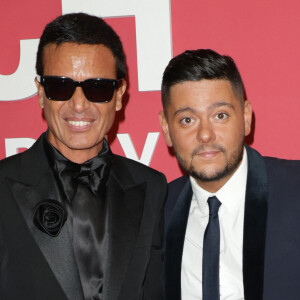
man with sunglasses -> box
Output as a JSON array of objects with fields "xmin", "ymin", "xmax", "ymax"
[{"xmin": 0, "ymin": 13, "xmax": 166, "ymax": 300}]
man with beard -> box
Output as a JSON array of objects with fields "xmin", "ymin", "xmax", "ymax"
[
  {"xmin": 0, "ymin": 13, "xmax": 166, "ymax": 300},
  {"xmin": 159, "ymin": 49, "xmax": 300, "ymax": 300}
]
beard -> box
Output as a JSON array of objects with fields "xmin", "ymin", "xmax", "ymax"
[{"xmin": 173, "ymin": 141, "xmax": 244, "ymax": 182}]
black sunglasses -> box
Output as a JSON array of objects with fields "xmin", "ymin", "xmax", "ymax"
[{"xmin": 37, "ymin": 75, "xmax": 122, "ymax": 103}]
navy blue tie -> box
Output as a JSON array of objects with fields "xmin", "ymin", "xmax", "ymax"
[{"xmin": 202, "ymin": 196, "xmax": 222, "ymax": 300}]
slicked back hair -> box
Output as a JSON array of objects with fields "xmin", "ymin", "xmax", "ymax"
[{"xmin": 36, "ymin": 13, "xmax": 126, "ymax": 79}]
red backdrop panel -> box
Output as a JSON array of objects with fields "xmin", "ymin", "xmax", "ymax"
[{"xmin": 1, "ymin": 0, "xmax": 300, "ymax": 182}]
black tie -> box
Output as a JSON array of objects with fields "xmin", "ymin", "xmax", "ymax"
[
  {"xmin": 46, "ymin": 138, "xmax": 113, "ymax": 201},
  {"xmin": 202, "ymin": 196, "xmax": 222, "ymax": 300}
]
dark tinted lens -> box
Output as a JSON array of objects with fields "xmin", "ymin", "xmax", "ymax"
[
  {"xmin": 82, "ymin": 79, "xmax": 116, "ymax": 102},
  {"xmin": 43, "ymin": 77, "xmax": 75, "ymax": 100}
]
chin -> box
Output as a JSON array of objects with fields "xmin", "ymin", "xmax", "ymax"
[
  {"xmin": 190, "ymin": 165, "xmax": 229, "ymax": 182},
  {"xmin": 71, "ymin": 144, "xmax": 98, "ymax": 151}
]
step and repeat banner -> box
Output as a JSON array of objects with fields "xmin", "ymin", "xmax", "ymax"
[{"xmin": 1, "ymin": 0, "xmax": 300, "ymax": 181}]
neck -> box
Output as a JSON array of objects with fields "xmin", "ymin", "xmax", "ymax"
[
  {"xmin": 59, "ymin": 148, "xmax": 103, "ymax": 164},
  {"xmin": 48, "ymin": 141, "xmax": 103, "ymax": 164}
]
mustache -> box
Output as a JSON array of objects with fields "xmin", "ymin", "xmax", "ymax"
[{"xmin": 191, "ymin": 144, "xmax": 226, "ymax": 156}]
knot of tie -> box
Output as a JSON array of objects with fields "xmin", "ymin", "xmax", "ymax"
[
  {"xmin": 207, "ymin": 196, "xmax": 221, "ymax": 217},
  {"xmin": 76, "ymin": 165, "xmax": 93, "ymax": 185},
  {"xmin": 72, "ymin": 157, "xmax": 111, "ymax": 197}
]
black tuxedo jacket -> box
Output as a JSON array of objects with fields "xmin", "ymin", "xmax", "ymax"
[
  {"xmin": 164, "ymin": 145, "xmax": 300, "ymax": 300},
  {"xmin": 0, "ymin": 133, "xmax": 167, "ymax": 300}
]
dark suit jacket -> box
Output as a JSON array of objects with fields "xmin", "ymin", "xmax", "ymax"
[
  {"xmin": 0, "ymin": 133, "xmax": 167, "ymax": 300},
  {"xmin": 164, "ymin": 145, "xmax": 300, "ymax": 300}
]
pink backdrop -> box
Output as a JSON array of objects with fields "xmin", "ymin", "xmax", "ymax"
[{"xmin": 1, "ymin": 0, "xmax": 300, "ymax": 182}]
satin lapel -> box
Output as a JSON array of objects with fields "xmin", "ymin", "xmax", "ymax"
[
  {"xmin": 6, "ymin": 145, "xmax": 84, "ymax": 300},
  {"xmin": 243, "ymin": 145, "xmax": 268, "ymax": 300},
  {"xmin": 164, "ymin": 179, "xmax": 193, "ymax": 300},
  {"xmin": 103, "ymin": 170, "xmax": 146, "ymax": 300}
]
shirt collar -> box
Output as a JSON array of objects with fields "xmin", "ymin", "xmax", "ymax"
[{"xmin": 190, "ymin": 147, "xmax": 248, "ymax": 214}]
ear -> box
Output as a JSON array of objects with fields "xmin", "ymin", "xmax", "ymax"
[
  {"xmin": 244, "ymin": 100, "xmax": 252, "ymax": 136},
  {"xmin": 35, "ymin": 77, "xmax": 45, "ymax": 109},
  {"xmin": 158, "ymin": 111, "xmax": 173, "ymax": 147},
  {"xmin": 115, "ymin": 79, "xmax": 127, "ymax": 112}
]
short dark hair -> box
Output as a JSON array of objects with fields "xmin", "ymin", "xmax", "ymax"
[
  {"xmin": 161, "ymin": 49, "xmax": 246, "ymax": 111},
  {"xmin": 36, "ymin": 13, "xmax": 126, "ymax": 79}
]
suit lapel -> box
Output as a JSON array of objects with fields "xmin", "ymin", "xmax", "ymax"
[
  {"xmin": 6, "ymin": 135, "xmax": 84, "ymax": 300},
  {"xmin": 243, "ymin": 145, "xmax": 268, "ymax": 300},
  {"xmin": 164, "ymin": 179, "xmax": 193, "ymax": 300},
  {"xmin": 102, "ymin": 160, "xmax": 146, "ymax": 300}
]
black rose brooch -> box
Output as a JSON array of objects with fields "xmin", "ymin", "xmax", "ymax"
[{"xmin": 33, "ymin": 200, "xmax": 67, "ymax": 237}]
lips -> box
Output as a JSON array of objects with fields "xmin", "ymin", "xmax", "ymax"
[
  {"xmin": 197, "ymin": 150, "xmax": 220, "ymax": 159},
  {"xmin": 65, "ymin": 117, "xmax": 94, "ymax": 130},
  {"xmin": 192, "ymin": 145, "xmax": 225, "ymax": 160}
]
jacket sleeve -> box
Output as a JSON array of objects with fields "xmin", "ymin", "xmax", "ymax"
[{"xmin": 141, "ymin": 172, "xmax": 167, "ymax": 300}]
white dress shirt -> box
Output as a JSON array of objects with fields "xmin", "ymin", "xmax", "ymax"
[{"xmin": 181, "ymin": 148, "xmax": 248, "ymax": 300}]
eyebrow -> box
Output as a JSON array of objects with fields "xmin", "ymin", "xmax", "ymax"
[
  {"xmin": 173, "ymin": 101, "xmax": 235, "ymax": 117},
  {"xmin": 173, "ymin": 107, "xmax": 195, "ymax": 117},
  {"xmin": 210, "ymin": 101, "xmax": 235, "ymax": 110}
]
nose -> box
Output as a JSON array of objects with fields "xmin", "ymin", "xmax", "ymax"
[
  {"xmin": 196, "ymin": 119, "xmax": 216, "ymax": 143},
  {"xmin": 68, "ymin": 87, "xmax": 90, "ymax": 113}
]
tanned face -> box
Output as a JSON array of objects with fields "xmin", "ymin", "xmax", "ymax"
[
  {"xmin": 159, "ymin": 79, "xmax": 252, "ymax": 192},
  {"xmin": 36, "ymin": 42, "xmax": 126, "ymax": 163}
]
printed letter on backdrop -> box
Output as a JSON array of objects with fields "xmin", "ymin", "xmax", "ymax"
[
  {"xmin": 5, "ymin": 138, "xmax": 36, "ymax": 157},
  {"xmin": 0, "ymin": 39, "xmax": 39, "ymax": 101},
  {"xmin": 117, "ymin": 132, "xmax": 160, "ymax": 166},
  {"xmin": 62, "ymin": 0, "xmax": 172, "ymax": 91}
]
